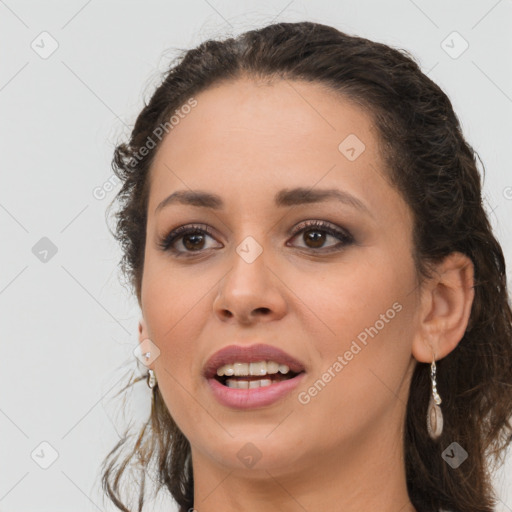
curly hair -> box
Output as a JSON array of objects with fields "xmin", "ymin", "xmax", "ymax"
[{"xmin": 101, "ymin": 21, "xmax": 512, "ymax": 512}]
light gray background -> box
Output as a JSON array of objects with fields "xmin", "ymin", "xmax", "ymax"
[{"xmin": 1, "ymin": 1, "xmax": 511, "ymax": 511}]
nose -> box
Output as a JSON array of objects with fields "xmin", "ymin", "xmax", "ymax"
[{"xmin": 213, "ymin": 243, "xmax": 287, "ymax": 325}]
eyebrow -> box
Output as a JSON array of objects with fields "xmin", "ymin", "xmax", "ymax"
[{"xmin": 155, "ymin": 187, "xmax": 372, "ymax": 216}]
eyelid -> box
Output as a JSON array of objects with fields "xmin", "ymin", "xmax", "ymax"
[{"xmin": 289, "ymin": 219, "xmax": 353, "ymax": 240}]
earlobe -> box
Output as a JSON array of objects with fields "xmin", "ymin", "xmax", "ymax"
[
  {"xmin": 137, "ymin": 318, "xmax": 158, "ymax": 372},
  {"xmin": 412, "ymin": 252, "xmax": 475, "ymax": 363}
]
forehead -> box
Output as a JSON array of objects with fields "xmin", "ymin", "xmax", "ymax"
[
  {"xmin": 153, "ymin": 77, "xmax": 377, "ymax": 157},
  {"xmin": 146, "ymin": 78, "xmax": 399, "ymax": 218}
]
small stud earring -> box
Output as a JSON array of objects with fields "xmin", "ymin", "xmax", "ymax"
[
  {"xmin": 426, "ymin": 354, "xmax": 443, "ymax": 440},
  {"xmin": 147, "ymin": 369, "xmax": 157, "ymax": 389}
]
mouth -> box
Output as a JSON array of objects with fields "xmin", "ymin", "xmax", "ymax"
[
  {"xmin": 203, "ymin": 343, "xmax": 306, "ymax": 380},
  {"xmin": 203, "ymin": 343, "xmax": 307, "ymax": 408},
  {"xmin": 214, "ymin": 361, "xmax": 304, "ymax": 389}
]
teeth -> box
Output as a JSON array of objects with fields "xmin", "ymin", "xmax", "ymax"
[
  {"xmin": 266, "ymin": 361, "xmax": 279, "ymax": 374},
  {"xmin": 278, "ymin": 364, "xmax": 290, "ymax": 374},
  {"xmin": 233, "ymin": 363, "xmax": 248, "ymax": 376},
  {"xmin": 249, "ymin": 361, "xmax": 267, "ymax": 375},
  {"xmin": 226, "ymin": 378, "xmax": 273, "ymax": 389},
  {"xmin": 216, "ymin": 361, "xmax": 292, "ymax": 377}
]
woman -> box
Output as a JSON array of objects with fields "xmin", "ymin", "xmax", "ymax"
[{"xmin": 102, "ymin": 21, "xmax": 512, "ymax": 512}]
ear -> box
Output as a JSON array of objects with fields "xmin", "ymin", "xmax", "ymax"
[
  {"xmin": 138, "ymin": 317, "xmax": 149, "ymax": 342},
  {"xmin": 137, "ymin": 316, "xmax": 159, "ymax": 370},
  {"xmin": 412, "ymin": 252, "xmax": 475, "ymax": 363}
]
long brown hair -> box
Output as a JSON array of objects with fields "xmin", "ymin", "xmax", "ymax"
[{"xmin": 102, "ymin": 21, "xmax": 512, "ymax": 512}]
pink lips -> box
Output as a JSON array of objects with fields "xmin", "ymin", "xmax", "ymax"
[
  {"xmin": 203, "ymin": 343, "xmax": 307, "ymax": 409},
  {"xmin": 202, "ymin": 343, "xmax": 306, "ymax": 379}
]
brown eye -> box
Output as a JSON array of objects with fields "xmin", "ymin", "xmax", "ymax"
[
  {"xmin": 182, "ymin": 232, "xmax": 207, "ymax": 251},
  {"xmin": 303, "ymin": 229, "xmax": 327, "ymax": 248},
  {"xmin": 288, "ymin": 220, "xmax": 354, "ymax": 252},
  {"xmin": 158, "ymin": 224, "xmax": 221, "ymax": 256}
]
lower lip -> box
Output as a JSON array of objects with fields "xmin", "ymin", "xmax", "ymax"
[{"xmin": 206, "ymin": 373, "xmax": 306, "ymax": 409}]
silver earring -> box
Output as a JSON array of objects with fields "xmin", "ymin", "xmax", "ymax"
[
  {"xmin": 426, "ymin": 354, "xmax": 443, "ymax": 440},
  {"xmin": 147, "ymin": 369, "xmax": 157, "ymax": 389}
]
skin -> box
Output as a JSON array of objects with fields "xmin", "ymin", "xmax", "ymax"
[{"xmin": 138, "ymin": 77, "xmax": 475, "ymax": 512}]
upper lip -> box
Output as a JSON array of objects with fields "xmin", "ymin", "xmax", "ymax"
[{"xmin": 203, "ymin": 343, "xmax": 306, "ymax": 379}]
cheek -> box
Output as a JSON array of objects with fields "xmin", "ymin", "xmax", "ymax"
[
  {"xmin": 290, "ymin": 253, "xmax": 413, "ymax": 351},
  {"xmin": 142, "ymin": 278, "xmax": 211, "ymax": 430},
  {"xmin": 295, "ymin": 255, "xmax": 417, "ymax": 405},
  {"xmin": 142, "ymin": 254, "xmax": 214, "ymax": 332},
  {"xmin": 141, "ymin": 263, "xmax": 213, "ymax": 379}
]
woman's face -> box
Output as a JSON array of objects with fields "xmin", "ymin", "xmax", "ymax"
[{"xmin": 139, "ymin": 78, "xmax": 421, "ymax": 476}]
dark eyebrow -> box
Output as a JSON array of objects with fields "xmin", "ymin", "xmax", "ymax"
[
  {"xmin": 274, "ymin": 187, "xmax": 371, "ymax": 216},
  {"xmin": 155, "ymin": 190, "xmax": 223, "ymax": 213},
  {"xmin": 155, "ymin": 187, "xmax": 372, "ymax": 216}
]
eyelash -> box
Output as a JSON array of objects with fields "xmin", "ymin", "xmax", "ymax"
[{"xmin": 157, "ymin": 220, "xmax": 354, "ymax": 257}]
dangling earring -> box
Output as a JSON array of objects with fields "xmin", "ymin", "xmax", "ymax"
[
  {"xmin": 147, "ymin": 368, "xmax": 157, "ymax": 389},
  {"xmin": 143, "ymin": 351, "xmax": 157, "ymax": 389},
  {"xmin": 426, "ymin": 353, "xmax": 443, "ymax": 440}
]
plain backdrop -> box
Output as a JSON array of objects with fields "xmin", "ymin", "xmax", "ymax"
[{"xmin": 1, "ymin": 1, "xmax": 511, "ymax": 511}]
